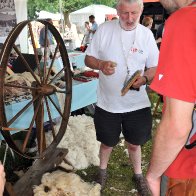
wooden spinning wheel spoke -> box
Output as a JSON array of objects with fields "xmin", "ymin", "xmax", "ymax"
[
  {"xmin": 45, "ymin": 43, "xmax": 60, "ymax": 84},
  {"xmin": 49, "ymin": 66, "xmax": 67, "ymax": 85},
  {"xmin": 5, "ymin": 83, "xmax": 38, "ymax": 91},
  {"xmin": 56, "ymin": 90, "xmax": 66, "ymax": 93},
  {"xmin": 37, "ymin": 98, "xmax": 46, "ymax": 154},
  {"xmin": 22, "ymin": 96, "xmax": 43, "ymax": 153},
  {"xmin": 44, "ymin": 96, "xmax": 56, "ymax": 138},
  {"xmin": 28, "ymin": 22, "xmax": 42, "ymax": 80},
  {"xmin": 7, "ymin": 94, "xmax": 40, "ymax": 127},
  {"xmin": 42, "ymin": 24, "xmax": 49, "ymax": 85},
  {"xmin": 1, "ymin": 127, "xmax": 30, "ymax": 132},
  {"xmin": 13, "ymin": 45, "xmax": 41, "ymax": 85},
  {"xmin": 47, "ymin": 95, "xmax": 66, "ymax": 121},
  {"xmin": 44, "ymin": 24, "xmax": 49, "ymax": 50}
]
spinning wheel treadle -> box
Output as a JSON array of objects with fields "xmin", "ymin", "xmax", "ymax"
[{"xmin": 0, "ymin": 20, "xmax": 72, "ymax": 159}]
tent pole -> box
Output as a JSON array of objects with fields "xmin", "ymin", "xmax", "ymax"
[{"xmin": 59, "ymin": 0, "xmax": 65, "ymax": 38}]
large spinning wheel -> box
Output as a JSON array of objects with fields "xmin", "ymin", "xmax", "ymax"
[{"xmin": 0, "ymin": 20, "xmax": 72, "ymax": 159}]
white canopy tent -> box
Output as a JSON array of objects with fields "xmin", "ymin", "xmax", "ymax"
[
  {"xmin": 14, "ymin": 0, "xmax": 28, "ymax": 52},
  {"xmin": 38, "ymin": 10, "xmax": 63, "ymax": 20},
  {"xmin": 70, "ymin": 4, "xmax": 117, "ymax": 27}
]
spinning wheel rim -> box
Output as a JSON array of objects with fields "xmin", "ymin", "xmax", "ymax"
[{"xmin": 0, "ymin": 20, "xmax": 72, "ymax": 159}]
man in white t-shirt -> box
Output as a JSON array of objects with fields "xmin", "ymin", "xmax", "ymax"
[{"xmin": 85, "ymin": 0, "xmax": 159, "ymax": 194}]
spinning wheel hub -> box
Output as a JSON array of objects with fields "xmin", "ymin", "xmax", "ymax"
[{"xmin": 38, "ymin": 84, "xmax": 56, "ymax": 96}]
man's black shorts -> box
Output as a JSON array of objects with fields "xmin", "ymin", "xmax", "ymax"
[{"xmin": 94, "ymin": 106, "xmax": 152, "ymax": 147}]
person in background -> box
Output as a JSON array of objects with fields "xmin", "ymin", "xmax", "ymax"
[
  {"xmin": 64, "ymin": 15, "xmax": 80, "ymax": 50},
  {"xmin": 155, "ymin": 23, "xmax": 164, "ymax": 46},
  {"xmin": 85, "ymin": 0, "xmax": 159, "ymax": 195},
  {"xmin": 39, "ymin": 18, "xmax": 54, "ymax": 49},
  {"xmin": 88, "ymin": 15, "xmax": 98, "ymax": 43},
  {"xmin": 142, "ymin": 16, "xmax": 153, "ymax": 29},
  {"xmin": 83, "ymin": 21, "xmax": 90, "ymax": 46},
  {"xmin": 146, "ymin": 0, "xmax": 196, "ymax": 195},
  {"xmin": 156, "ymin": 14, "xmax": 170, "ymax": 47},
  {"xmin": 80, "ymin": 21, "xmax": 90, "ymax": 52}
]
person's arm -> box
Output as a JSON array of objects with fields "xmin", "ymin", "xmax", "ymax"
[
  {"xmin": 0, "ymin": 163, "xmax": 5, "ymax": 195},
  {"xmin": 146, "ymin": 97, "xmax": 194, "ymax": 196},
  {"xmin": 88, "ymin": 29, "xmax": 96, "ymax": 34},
  {"xmin": 85, "ymin": 55, "xmax": 116, "ymax": 75},
  {"xmin": 156, "ymin": 37, "xmax": 162, "ymax": 44},
  {"xmin": 132, "ymin": 27, "xmax": 158, "ymax": 89},
  {"xmin": 89, "ymin": 29, "xmax": 96, "ymax": 34},
  {"xmin": 89, "ymin": 23, "xmax": 98, "ymax": 34},
  {"xmin": 132, "ymin": 67, "xmax": 157, "ymax": 89}
]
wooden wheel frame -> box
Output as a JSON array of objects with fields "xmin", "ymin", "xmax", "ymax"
[{"xmin": 0, "ymin": 20, "xmax": 72, "ymax": 159}]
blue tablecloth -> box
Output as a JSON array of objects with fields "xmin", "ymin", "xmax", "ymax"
[
  {"xmin": 53, "ymin": 51, "xmax": 86, "ymax": 72},
  {"xmin": 71, "ymin": 79, "xmax": 97, "ymax": 111},
  {"xmin": 1, "ymin": 79, "xmax": 98, "ymax": 140},
  {"xmin": 68, "ymin": 52, "xmax": 86, "ymax": 68},
  {"xmin": 1, "ymin": 51, "xmax": 97, "ymax": 140}
]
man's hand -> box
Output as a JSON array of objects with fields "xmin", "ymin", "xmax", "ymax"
[
  {"xmin": 99, "ymin": 61, "xmax": 117, "ymax": 75},
  {"xmin": 146, "ymin": 174, "xmax": 161, "ymax": 196},
  {"xmin": 132, "ymin": 76, "xmax": 146, "ymax": 89}
]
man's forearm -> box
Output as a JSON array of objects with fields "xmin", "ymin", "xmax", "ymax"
[
  {"xmin": 147, "ymin": 98, "xmax": 194, "ymax": 179},
  {"xmin": 85, "ymin": 55, "xmax": 102, "ymax": 70},
  {"xmin": 147, "ymin": 119, "xmax": 188, "ymax": 178}
]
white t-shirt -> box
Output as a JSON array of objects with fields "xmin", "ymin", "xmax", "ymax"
[{"xmin": 86, "ymin": 20, "xmax": 159, "ymax": 113}]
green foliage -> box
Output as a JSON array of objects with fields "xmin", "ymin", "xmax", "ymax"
[
  {"xmin": 27, "ymin": 0, "xmax": 59, "ymax": 19},
  {"xmin": 27, "ymin": 0, "xmax": 117, "ymax": 19},
  {"xmin": 61, "ymin": 0, "xmax": 91, "ymax": 13},
  {"xmin": 96, "ymin": 0, "xmax": 117, "ymax": 7}
]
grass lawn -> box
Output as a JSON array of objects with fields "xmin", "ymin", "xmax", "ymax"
[{"xmin": 0, "ymin": 92, "xmax": 163, "ymax": 195}]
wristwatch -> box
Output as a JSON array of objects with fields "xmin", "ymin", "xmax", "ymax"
[{"xmin": 143, "ymin": 75, "xmax": 149, "ymax": 84}]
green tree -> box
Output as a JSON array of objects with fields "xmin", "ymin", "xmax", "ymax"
[
  {"xmin": 28, "ymin": 0, "xmax": 60, "ymax": 19},
  {"xmin": 94, "ymin": 0, "xmax": 116, "ymax": 7},
  {"xmin": 27, "ymin": 0, "xmax": 116, "ymax": 19}
]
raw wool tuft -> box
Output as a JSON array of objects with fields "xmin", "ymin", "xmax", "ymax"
[
  {"xmin": 59, "ymin": 162, "xmax": 74, "ymax": 171},
  {"xmin": 5, "ymin": 72, "xmax": 39, "ymax": 85},
  {"xmin": 5, "ymin": 72, "xmax": 35, "ymax": 96},
  {"xmin": 33, "ymin": 170, "xmax": 101, "ymax": 196},
  {"xmin": 45, "ymin": 115, "xmax": 100, "ymax": 169}
]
